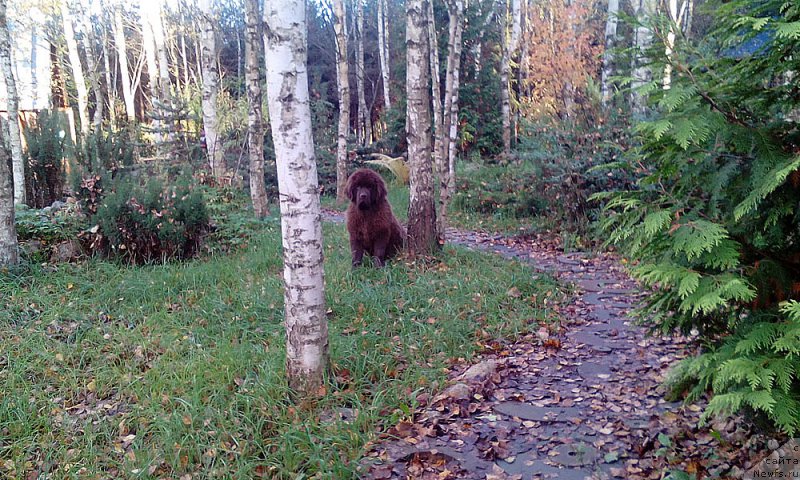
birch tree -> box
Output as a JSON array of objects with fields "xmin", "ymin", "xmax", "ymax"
[
  {"xmin": 427, "ymin": 0, "xmax": 443, "ymax": 191},
  {"xmin": 61, "ymin": 0, "xmax": 90, "ymax": 135},
  {"xmin": 663, "ymin": 0, "xmax": 691, "ymax": 89},
  {"xmin": 333, "ymin": 0, "xmax": 350, "ymax": 203},
  {"xmin": 139, "ymin": 0, "xmax": 163, "ymax": 141},
  {"xmin": 354, "ymin": 0, "xmax": 371, "ymax": 145},
  {"xmin": 264, "ymin": 0, "xmax": 328, "ymax": 396},
  {"xmin": 631, "ymin": 0, "xmax": 656, "ymax": 118},
  {"xmin": 244, "ymin": 0, "xmax": 268, "ymax": 218},
  {"xmin": 437, "ymin": 0, "xmax": 464, "ymax": 238},
  {"xmin": 198, "ymin": 0, "xmax": 225, "ymax": 179},
  {"xmin": 113, "ymin": 5, "xmax": 137, "ymax": 122},
  {"xmin": 406, "ymin": 0, "xmax": 438, "ymax": 254},
  {"xmin": 377, "ymin": 0, "xmax": 391, "ymax": 111},
  {"xmin": 0, "ymin": 0, "xmax": 24, "ymax": 204},
  {"xmin": 500, "ymin": 0, "xmax": 521, "ymax": 156},
  {"xmin": 600, "ymin": 0, "xmax": 619, "ymax": 105},
  {"xmin": 0, "ymin": 4, "xmax": 17, "ymax": 265},
  {"xmin": 78, "ymin": 4, "xmax": 104, "ymax": 131},
  {"xmin": 0, "ymin": 123, "xmax": 17, "ymax": 266}
]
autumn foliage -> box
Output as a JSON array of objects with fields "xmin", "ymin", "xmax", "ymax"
[{"xmin": 519, "ymin": 0, "xmax": 603, "ymax": 119}]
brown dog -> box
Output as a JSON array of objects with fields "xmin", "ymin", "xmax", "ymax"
[{"xmin": 345, "ymin": 169, "xmax": 406, "ymax": 267}]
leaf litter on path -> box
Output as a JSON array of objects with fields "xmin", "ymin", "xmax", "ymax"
[{"xmin": 360, "ymin": 228, "xmax": 770, "ymax": 479}]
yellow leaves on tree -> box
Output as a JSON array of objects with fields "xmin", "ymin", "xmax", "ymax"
[{"xmin": 520, "ymin": 0, "xmax": 602, "ymax": 118}]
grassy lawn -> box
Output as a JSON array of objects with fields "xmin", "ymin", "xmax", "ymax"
[{"xmin": 1, "ymin": 187, "xmax": 559, "ymax": 479}]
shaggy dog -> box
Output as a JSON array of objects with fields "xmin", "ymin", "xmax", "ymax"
[{"xmin": 345, "ymin": 169, "xmax": 406, "ymax": 267}]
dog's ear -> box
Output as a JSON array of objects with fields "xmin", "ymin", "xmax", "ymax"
[
  {"xmin": 345, "ymin": 174, "xmax": 357, "ymax": 202},
  {"xmin": 375, "ymin": 175, "xmax": 388, "ymax": 203}
]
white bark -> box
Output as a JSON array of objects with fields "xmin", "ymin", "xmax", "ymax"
[
  {"xmin": 377, "ymin": 0, "xmax": 391, "ymax": 110},
  {"xmin": 62, "ymin": 0, "xmax": 90, "ymax": 135},
  {"xmin": 264, "ymin": 0, "xmax": 328, "ymax": 396},
  {"xmin": 600, "ymin": 0, "xmax": 619, "ymax": 105},
  {"xmin": 79, "ymin": 10, "xmax": 103, "ymax": 131},
  {"xmin": 500, "ymin": 0, "xmax": 521, "ymax": 156},
  {"xmin": 102, "ymin": 24, "xmax": 117, "ymax": 129},
  {"xmin": 631, "ymin": 0, "xmax": 656, "ymax": 118},
  {"xmin": 354, "ymin": 0, "xmax": 371, "ymax": 145},
  {"xmin": 427, "ymin": 0, "xmax": 443, "ymax": 189},
  {"xmin": 406, "ymin": 0, "xmax": 437, "ymax": 254},
  {"xmin": 438, "ymin": 0, "xmax": 463, "ymax": 239},
  {"xmin": 198, "ymin": 0, "xmax": 224, "ymax": 179},
  {"xmin": 663, "ymin": 0, "xmax": 677, "ymax": 89},
  {"xmin": 114, "ymin": 6, "xmax": 136, "ymax": 122},
  {"xmin": 150, "ymin": 5, "xmax": 170, "ymax": 92},
  {"xmin": 245, "ymin": 0, "xmax": 268, "ymax": 218},
  {"xmin": 0, "ymin": 0, "xmax": 24, "ymax": 204},
  {"xmin": 333, "ymin": 0, "xmax": 350, "ymax": 203},
  {"xmin": 0, "ymin": 0, "xmax": 17, "ymax": 263}
]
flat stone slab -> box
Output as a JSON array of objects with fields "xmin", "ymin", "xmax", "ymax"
[
  {"xmin": 577, "ymin": 361, "xmax": 613, "ymax": 380},
  {"xmin": 549, "ymin": 443, "xmax": 600, "ymax": 467},
  {"xmin": 494, "ymin": 401, "xmax": 582, "ymax": 422},
  {"xmin": 497, "ymin": 453, "xmax": 595, "ymax": 479}
]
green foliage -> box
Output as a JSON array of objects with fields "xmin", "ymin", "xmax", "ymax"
[
  {"xmin": 599, "ymin": 0, "xmax": 800, "ymax": 434},
  {"xmin": 91, "ymin": 177, "xmax": 210, "ymax": 264},
  {"xmin": 23, "ymin": 110, "xmax": 69, "ymax": 208},
  {"xmin": 14, "ymin": 204, "xmax": 85, "ymax": 245}
]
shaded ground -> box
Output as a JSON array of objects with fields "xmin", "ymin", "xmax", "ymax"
[{"xmin": 354, "ymin": 227, "xmax": 715, "ymax": 480}]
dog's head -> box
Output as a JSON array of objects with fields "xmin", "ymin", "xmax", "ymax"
[{"xmin": 346, "ymin": 169, "xmax": 388, "ymax": 211}]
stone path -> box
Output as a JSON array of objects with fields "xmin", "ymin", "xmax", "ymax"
[{"xmin": 360, "ymin": 228, "xmax": 698, "ymax": 479}]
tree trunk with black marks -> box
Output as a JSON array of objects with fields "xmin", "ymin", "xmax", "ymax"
[
  {"xmin": 438, "ymin": 0, "xmax": 463, "ymax": 239},
  {"xmin": 500, "ymin": 0, "xmax": 521, "ymax": 156},
  {"xmin": 114, "ymin": 6, "xmax": 136, "ymax": 123},
  {"xmin": 600, "ymin": 0, "xmax": 619, "ymax": 105},
  {"xmin": 264, "ymin": 0, "xmax": 328, "ymax": 397},
  {"xmin": 245, "ymin": 0, "xmax": 268, "ymax": 218},
  {"xmin": 0, "ymin": 0, "xmax": 25, "ymax": 204},
  {"xmin": 406, "ymin": 0, "xmax": 438, "ymax": 255},
  {"xmin": 198, "ymin": 0, "xmax": 225, "ymax": 180},
  {"xmin": 333, "ymin": 0, "xmax": 351, "ymax": 203},
  {"xmin": 377, "ymin": 0, "xmax": 391, "ymax": 111},
  {"xmin": 354, "ymin": 0, "xmax": 371, "ymax": 145},
  {"xmin": 61, "ymin": 0, "xmax": 90, "ymax": 136}
]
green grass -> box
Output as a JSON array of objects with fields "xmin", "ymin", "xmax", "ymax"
[{"xmin": 1, "ymin": 197, "xmax": 559, "ymax": 478}]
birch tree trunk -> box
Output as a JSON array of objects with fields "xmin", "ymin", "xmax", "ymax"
[
  {"xmin": 377, "ymin": 0, "xmax": 391, "ymax": 111},
  {"xmin": 264, "ymin": 0, "xmax": 328, "ymax": 397},
  {"xmin": 62, "ymin": 0, "xmax": 90, "ymax": 135},
  {"xmin": 102, "ymin": 27, "xmax": 117, "ymax": 130},
  {"xmin": 114, "ymin": 6, "xmax": 136, "ymax": 123},
  {"xmin": 438, "ymin": 0, "xmax": 463, "ymax": 239},
  {"xmin": 139, "ymin": 0, "xmax": 162, "ymax": 142},
  {"xmin": 427, "ymin": 0, "xmax": 443, "ymax": 195},
  {"xmin": 354, "ymin": 0, "xmax": 371, "ymax": 145},
  {"xmin": 198, "ymin": 0, "xmax": 225, "ymax": 180},
  {"xmin": 150, "ymin": 5, "xmax": 170, "ymax": 92},
  {"xmin": 244, "ymin": 0, "xmax": 268, "ymax": 218},
  {"xmin": 79, "ymin": 15, "xmax": 104, "ymax": 132},
  {"xmin": 500, "ymin": 0, "xmax": 521, "ymax": 157},
  {"xmin": 0, "ymin": 124, "xmax": 17, "ymax": 266},
  {"xmin": 0, "ymin": 2, "xmax": 17, "ymax": 263},
  {"xmin": 600, "ymin": 0, "xmax": 619, "ymax": 105},
  {"xmin": 0, "ymin": 0, "xmax": 25, "ymax": 204},
  {"xmin": 406, "ymin": 0, "xmax": 438, "ymax": 254},
  {"xmin": 333, "ymin": 0, "xmax": 351, "ymax": 203},
  {"xmin": 631, "ymin": 0, "xmax": 656, "ymax": 118},
  {"xmin": 663, "ymin": 0, "xmax": 677, "ymax": 90}
]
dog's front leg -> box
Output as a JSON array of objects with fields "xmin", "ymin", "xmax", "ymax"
[
  {"xmin": 350, "ymin": 237, "xmax": 365, "ymax": 268},
  {"xmin": 373, "ymin": 237, "xmax": 389, "ymax": 268}
]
